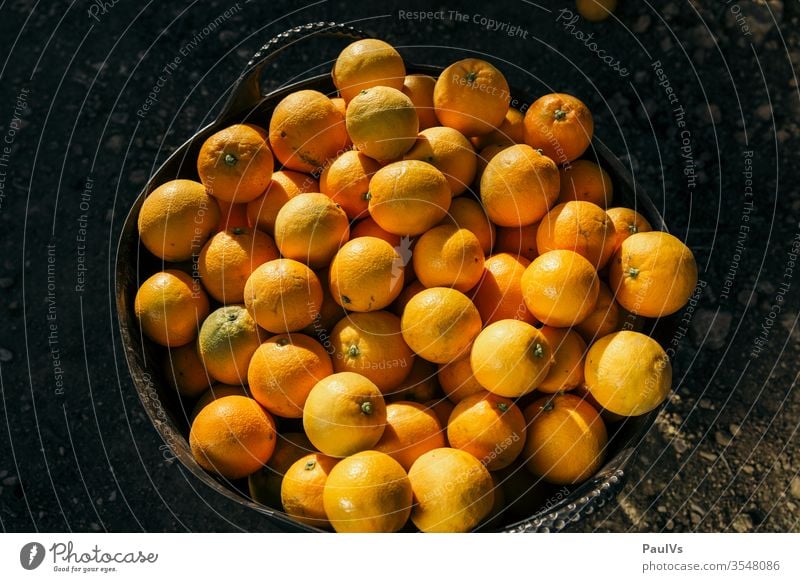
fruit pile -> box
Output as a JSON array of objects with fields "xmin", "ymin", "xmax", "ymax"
[{"xmin": 133, "ymin": 38, "xmax": 697, "ymax": 532}]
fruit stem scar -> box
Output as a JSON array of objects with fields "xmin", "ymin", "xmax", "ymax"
[
  {"xmin": 341, "ymin": 295, "xmax": 351, "ymax": 304},
  {"xmin": 305, "ymin": 460, "xmax": 316, "ymax": 470},
  {"xmin": 347, "ymin": 344, "xmax": 360, "ymax": 358},
  {"xmin": 628, "ymin": 267, "xmax": 639, "ymax": 279},
  {"xmin": 231, "ymin": 227, "xmax": 245, "ymax": 235},
  {"xmin": 361, "ymin": 401, "xmax": 373, "ymax": 415},
  {"xmin": 532, "ymin": 342, "xmax": 545, "ymax": 358},
  {"xmin": 543, "ymin": 400, "xmax": 555, "ymax": 412},
  {"xmin": 628, "ymin": 223, "xmax": 639, "ymax": 234},
  {"xmin": 465, "ymin": 71, "xmax": 478, "ymax": 84},
  {"xmin": 277, "ymin": 337, "xmax": 290, "ymax": 346},
  {"xmin": 363, "ymin": 192, "xmax": 372, "ymax": 201},
  {"xmin": 223, "ymin": 153, "xmax": 237, "ymax": 166},
  {"xmin": 497, "ymin": 402, "xmax": 509, "ymax": 413},
  {"xmin": 554, "ymin": 109, "xmax": 567, "ymax": 121}
]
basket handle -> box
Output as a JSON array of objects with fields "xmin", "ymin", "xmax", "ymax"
[{"xmin": 219, "ymin": 21, "xmax": 370, "ymax": 119}]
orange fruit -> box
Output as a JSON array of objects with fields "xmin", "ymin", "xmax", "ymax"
[
  {"xmin": 375, "ymin": 401, "xmax": 446, "ymax": 470},
  {"xmin": 134, "ymin": 270, "xmax": 209, "ymax": 347},
  {"xmin": 557, "ymin": 160, "xmax": 613, "ymax": 207},
  {"xmin": 470, "ymin": 252, "xmax": 536, "ymax": 326},
  {"xmin": 441, "ymin": 196, "xmax": 495, "ymax": 255},
  {"xmin": 390, "ymin": 279, "xmax": 425, "ymax": 317},
  {"xmin": 400, "ymin": 287, "xmax": 482, "ymax": 364},
  {"xmin": 524, "ymin": 93, "xmax": 594, "ymax": 164},
  {"xmin": 475, "ymin": 142, "xmax": 511, "ymax": 184},
  {"xmin": 447, "ymin": 392, "xmax": 526, "ymax": 471},
  {"xmin": 248, "ymin": 432, "xmax": 314, "ymax": 509},
  {"xmin": 576, "ymin": 0, "xmax": 618, "ymax": 21},
  {"xmin": 319, "ymin": 150, "xmax": 382, "ymax": 220},
  {"xmin": 346, "ymin": 86, "xmax": 419, "ymax": 161},
  {"xmin": 413, "ymin": 225, "xmax": 485, "ymax": 292},
  {"xmin": 216, "ymin": 201, "xmax": 250, "ymax": 231},
  {"xmin": 404, "ymin": 126, "xmax": 476, "ymax": 196},
  {"xmin": 606, "ymin": 206, "xmax": 653, "ymax": 254},
  {"xmin": 472, "ymin": 107, "xmax": 525, "ymax": 149},
  {"xmin": 470, "ymin": 319, "xmax": 552, "ymax": 397},
  {"xmin": 273, "ymin": 193, "xmax": 350, "ymax": 269},
  {"xmin": 189, "ymin": 395, "xmax": 276, "ymax": 479},
  {"xmin": 191, "ymin": 384, "xmax": 249, "ymax": 420},
  {"xmin": 493, "ymin": 223, "xmax": 539, "ymax": 261},
  {"xmin": 248, "ymin": 333, "xmax": 333, "ymax": 418},
  {"xmin": 408, "ymin": 448, "xmax": 494, "ymax": 532},
  {"xmin": 303, "ymin": 372, "xmax": 387, "ymax": 457},
  {"xmin": 536, "ymin": 201, "xmax": 614, "ymax": 268},
  {"xmin": 425, "ymin": 398, "xmax": 455, "ymax": 429},
  {"xmin": 575, "ymin": 281, "xmax": 621, "ymax": 342},
  {"xmin": 480, "ymin": 144, "xmax": 560, "ymax": 227},
  {"xmin": 323, "ymin": 450, "xmax": 412, "ymax": 533},
  {"xmin": 608, "ymin": 231, "xmax": 698, "ymax": 317},
  {"xmin": 281, "ymin": 453, "xmax": 339, "ymax": 528},
  {"xmin": 349, "ymin": 216, "xmax": 402, "ymax": 247},
  {"xmin": 329, "ymin": 236, "xmax": 405, "ymax": 312},
  {"xmin": 389, "ymin": 357, "xmax": 442, "ymax": 402},
  {"xmin": 246, "ymin": 170, "xmax": 319, "ymax": 235},
  {"xmin": 330, "ymin": 311, "xmax": 414, "ymax": 394},
  {"xmin": 521, "ymin": 249, "xmax": 600, "ymax": 327},
  {"xmin": 402, "ymin": 74, "xmax": 438, "ymax": 130},
  {"xmin": 302, "ymin": 267, "xmax": 347, "ymax": 337},
  {"xmin": 197, "ymin": 305, "xmax": 262, "ymax": 385},
  {"xmin": 198, "ymin": 227, "xmax": 279, "ymax": 303},
  {"xmin": 164, "ymin": 343, "xmax": 210, "ymax": 398},
  {"xmin": 244, "ymin": 259, "xmax": 322, "ymax": 333},
  {"xmin": 368, "ymin": 160, "xmax": 451, "ymax": 236},
  {"xmin": 268, "ymin": 90, "xmax": 348, "ymax": 173},
  {"xmin": 137, "ymin": 179, "xmax": 220, "ymax": 261},
  {"xmin": 523, "ymin": 393, "xmax": 607, "ymax": 484},
  {"xmin": 537, "ymin": 327, "xmax": 587, "ymax": 393},
  {"xmin": 332, "ymin": 39, "xmax": 406, "ymax": 103},
  {"xmin": 197, "ymin": 123, "xmax": 274, "ymax": 204},
  {"xmin": 584, "ymin": 330, "xmax": 672, "ymax": 416},
  {"xmin": 438, "ymin": 355, "xmax": 485, "ymax": 404},
  {"xmin": 433, "ymin": 58, "xmax": 510, "ymax": 136}
]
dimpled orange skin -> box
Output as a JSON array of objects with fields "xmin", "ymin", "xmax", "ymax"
[
  {"xmin": 609, "ymin": 231, "xmax": 698, "ymax": 318},
  {"xmin": 521, "ymin": 249, "xmax": 600, "ymax": 327},
  {"xmin": 197, "ymin": 305, "xmax": 262, "ymax": 386},
  {"xmin": 164, "ymin": 343, "xmax": 210, "ymax": 398},
  {"xmin": 557, "ymin": 160, "xmax": 613, "ymax": 207},
  {"xmin": 524, "ymin": 93, "xmax": 594, "ymax": 164},
  {"xmin": 319, "ymin": 151, "xmax": 382, "ymax": 220},
  {"xmin": 605, "ymin": 206, "xmax": 653, "ymax": 254},
  {"xmin": 480, "ymin": 144, "xmax": 560, "ymax": 227},
  {"xmin": 413, "ymin": 225, "xmax": 485, "ymax": 292},
  {"xmin": 536, "ymin": 201, "xmax": 615, "ymax": 268},
  {"xmin": 400, "ymin": 287, "xmax": 483, "ymax": 364},
  {"xmin": 243, "ymin": 259, "xmax": 322, "ymax": 333},
  {"xmin": 402, "ymin": 74, "xmax": 439, "ymax": 130},
  {"xmin": 438, "ymin": 355, "xmax": 485, "ymax": 404},
  {"xmin": 493, "ymin": 223, "xmax": 540, "ymax": 261},
  {"xmin": 470, "ymin": 252, "xmax": 537, "ymax": 326},
  {"xmin": 328, "ymin": 236, "xmax": 405, "ymax": 312},
  {"xmin": 368, "ymin": 160, "xmax": 451, "ymax": 236},
  {"xmin": 475, "ymin": 142, "xmax": 511, "ymax": 184},
  {"xmin": 332, "ymin": 39, "xmax": 406, "ymax": 103},
  {"xmin": 197, "ymin": 124, "xmax": 274, "ymax": 204},
  {"xmin": 349, "ymin": 216, "xmax": 402, "ymax": 247},
  {"xmin": 575, "ymin": 282, "xmax": 621, "ymax": 342},
  {"xmin": 134, "ymin": 270, "xmax": 209, "ymax": 348},
  {"xmin": 246, "ymin": 170, "xmax": 319, "ymax": 235},
  {"xmin": 441, "ymin": 197, "xmax": 495, "ymax": 255},
  {"xmin": 523, "ymin": 393, "xmax": 607, "ymax": 485},
  {"xmin": 433, "ymin": 58, "xmax": 510, "ymax": 136},
  {"xmin": 403, "ymin": 126, "xmax": 477, "ymax": 196},
  {"xmin": 536, "ymin": 326, "xmax": 587, "ymax": 394},
  {"xmin": 191, "ymin": 384, "xmax": 250, "ymax": 421},
  {"xmin": 281, "ymin": 453, "xmax": 339, "ymax": 528},
  {"xmin": 345, "ymin": 86, "xmax": 419, "ymax": 162},
  {"xmin": 374, "ymin": 401, "xmax": 446, "ymax": 471},
  {"xmin": 273, "ymin": 193, "xmax": 350, "ymax": 269}
]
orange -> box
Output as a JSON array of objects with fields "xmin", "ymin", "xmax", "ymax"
[
  {"xmin": 536, "ymin": 201, "xmax": 614, "ymax": 268},
  {"xmin": 389, "ymin": 357, "xmax": 442, "ymax": 403},
  {"xmin": 433, "ymin": 59, "xmax": 510, "ymax": 136},
  {"xmin": 216, "ymin": 200, "xmax": 250, "ymax": 231},
  {"xmin": 400, "ymin": 287, "xmax": 482, "ymax": 364},
  {"xmin": 164, "ymin": 343, "xmax": 210, "ymax": 398},
  {"xmin": 413, "ymin": 225, "xmax": 485, "ymax": 292},
  {"xmin": 470, "ymin": 252, "xmax": 536, "ymax": 326},
  {"xmin": 346, "ymin": 86, "xmax": 419, "ymax": 161},
  {"xmin": 303, "ymin": 372, "xmax": 387, "ymax": 457},
  {"xmin": 319, "ymin": 150, "xmax": 382, "ymax": 220},
  {"xmin": 480, "ymin": 144, "xmax": 560, "ymax": 227},
  {"xmin": 248, "ymin": 432, "xmax": 314, "ymax": 509},
  {"xmin": 521, "ymin": 250, "xmax": 600, "ymax": 327},
  {"xmin": 330, "ymin": 97, "xmax": 352, "ymax": 149},
  {"xmin": 189, "ymin": 395, "xmax": 276, "ymax": 479},
  {"xmin": 191, "ymin": 384, "xmax": 249, "ymax": 420},
  {"xmin": 375, "ymin": 401, "xmax": 446, "ymax": 470},
  {"xmin": 424, "ymin": 398, "xmax": 455, "ymax": 429},
  {"xmin": 349, "ymin": 216, "xmax": 402, "ymax": 247},
  {"xmin": 584, "ymin": 330, "xmax": 672, "ymax": 416},
  {"xmin": 472, "ymin": 107, "xmax": 525, "ymax": 149},
  {"xmin": 475, "ymin": 142, "xmax": 511, "ymax": 184},
  {"xmin": 441, "ymin": 196, "xmax": 495, "ymax": 254},
  {"xmin": 281, "ymin": 453, "xmax": 339, "ymax": 528},
  {"xmin": 438, "ymin": 355, "xmax": 485, "ymax": 404},
  {"xmin": 494, "ymin": 223, "xmax": 539, "ymax": 261},
  {"xmin": 390, "ymin": 280, "xmax": 425, "ymax": 317},
  {"xmin": 408, "ymin": 447, "xmax": 494, "ymax": 532},
  {"xmin": 329, "ymin": 236, "xmax": 405, "ymax": 312},
  {"xmin": 575, "ymin": 281, "xmax": 621, "ymax": 342},
  {"xmin": 576, "ymin": 0, "xmax": 618, "ymax": 21},
  {"xmin": 332, "ymin": 39, "xmax": 406, "ymax": 103},
  {"xmin": 197, "ymin": 305, "xmax": 262, "ymax": 385},
  {"xmin": 323, "ymin": 450, "xmax": 412, "ymax": 533},
  {"xmin": 524, "ymin": 93, "xmax": 594, "ymax": 164},
  {"xmin": 557, "ymin": 160, "xmax": 613, "ymax": 207},
  {"xmin": 134, "ymin": 270, "xmax": 209, "ymax": 347},
  {"xmin": 608, "ymin": 231, "xmax": 698, "ymax": 317},
  {"xmin": 273, "ymin": 193, "xmax": 350, "ymax": 269},
  {"xmin": 402, "ymin": 74, "xmax": 438, "ymax": 130},
  {"xmin": 404, "ymin": 126, "xmax": 476, "ymax": 196},
  {"xmin": 197, "ymin": 123, "xmax": 274, "ymax": 203},
  {"xmin": 248, "ymin": 333, "xmax": 333, "ymax": 418},
  {"xmin": 198, "ymin": 227, "xmax": 279, "ymax": 303},
  {"xmin": 243, "ymin": 259, "xmax": 323, "ymax": 333},
  {"xmin": 268, "ymin": 90, "xmax": 348, "ymax": 173},
  {"xmin": 302, "ymin": 267, "xmax": 347, "ymax": 337},
  {"xmin": 523, "ymin": 393, "xmax": 607, "ymax": 484},
  {"xmin": 606, "ymin": 206, "xmax": 653, "ymax": 254},
  {"xmin": 368, "ymin": 160, "xmax": 451, "ymax": 236},
  {"xmin": 330, "ymin": 311, "xmax": 414, "ymax": 394},
  {"xmin": 447, "ymin": 392, "xmax": 526, "ymax": 471},
  {"xmin": 470, "ymin": 319, "xmax": 552, "ymax": 397},
  {"xmin": 537, "ymin": 327, "xmax": 587, "ymax": 393},
  {"xmin": 137, "ymin": 179, "xmax": 220, "ymax": 261},
  {"xmin": 246, "ymin": 170, "xmax": 319, "ymax": 235}
]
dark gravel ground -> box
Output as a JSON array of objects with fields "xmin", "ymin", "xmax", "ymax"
[{"xmin": 0, "ymin": 0, "xmax": 798, "ymax": 533}]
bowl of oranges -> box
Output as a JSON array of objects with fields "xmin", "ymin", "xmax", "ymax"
[{"xmin": 116, "ymin": 22, "xmax": 698, "ymax": 532}]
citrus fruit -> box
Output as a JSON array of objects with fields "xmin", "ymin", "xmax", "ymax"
[
  {"xmin": 441, "ymin": 196, "xmax": 495, "ymax": 254},
  {"xmin": 246, "ymin": 170, "xmax": 319, "ymax": 235},
  {"xmin": 413, "ymin": 225, "xmax": 485, "ymax": 292},
  {"xmin": 301, "ymin": 267, "xmax": 347, "ymax": 337},
  {"xmin": 349, "ymin": 216, "xmax": 402, "ymax": 247},
  {"xmin": 191, "ymin": 384, "xmax": 249, "ymax": 420},
  {"xmin": 197, "ymin": 305, "xmax": 262, "ymax": 385},
  {"xmin": 470, "ymin": 252, "xmax": 536, "ymax": 326},
  {"xmin": 425, "ymin": 398, "xmax": 455, "ymax": 428},
  {"xmin": 328, "ymin": 236, "xmax": 405, "ymax": 312},
  {"xmin": 472, "ymin": 107, "xmax": 525, "ymax": 149},
  {"xmin": 438, "ymin": 355, "xmax": 485, "ymax": 404},
  {"xmin": 374, "ymin": 401, "xmax": 446, "ymax": 470},
  {"xmin": 536, "ymin": 326, "xmax": 587, "ymax": 393},
  {"xmin": 576, "ymin": 0, "xmax": 618, "ymax": 21},
  {"xmin": 493, "ymin": 223, "xmax": 539, "ymax": 261},
  {"xmin": 164, "ymin": 343, "xmax": 210, "ymax": 398},
  {"xmin": 332, "ymin": 39, "xmax": 406, "ymax": 103},
  {"xmin": 403, "ymin": 126, "xmax": 476, "ymax": 196},
  {"xmin": 281, "ymin": 453, "xmax": 339, "ymax": 528},
  {"xmin": 319, "ymin": 150, "xmax": 382, "ymax": 220},
  {"xmin": 475, "ymin": 142, "xmax": 511, "ymax": 183},
  {"xmin": 575, "ymin": 281, "xmax": 621, "ymax": 342},
  {"xmin": 523, "ymin": 93, "xmax": 594, "ymax": 163},
  {"xmin": 402, "ymin": 74, "xmax": 438, "ymax": 130},
  {"xmin": 273, "ymin": 193, "xmax": 350, "ymax": 269},
  {"xmin": 606, "ymin": 206, "xmax": 653, "ymax": 254},
  {"xmin": 557, "ymin": 159, "xmax": 613, "ymax": 207},
  {"xmin": 346, "ymin": 86, "xmax": 419, "ymax": 161},
  {"xmin": 536, "ymin": 200, "xmax": 614, "ymax": 268},
  {"xmin": 248, "ymin": 432, "xmax": 314, "ymax": 509},
  {"xmin": 134, "ymin": 270, "xmax": 209, "ymax": 347},
  {"xmin": 389, "ymin": 357, "xmax": 442, "ymax": 402}
]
